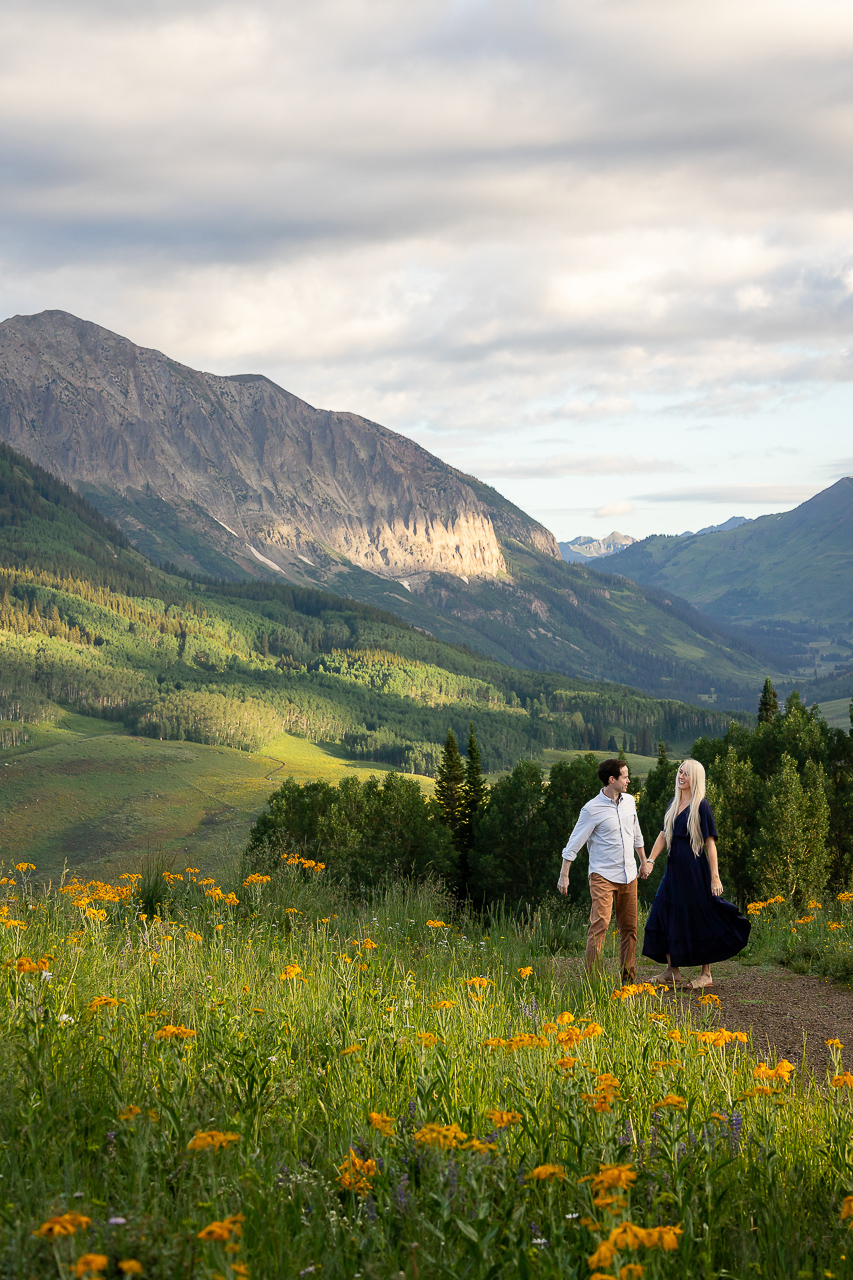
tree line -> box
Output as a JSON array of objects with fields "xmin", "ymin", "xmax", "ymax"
[{"xmin": 246, "ymin": 680, "xmax": 853, "ymax": 911}]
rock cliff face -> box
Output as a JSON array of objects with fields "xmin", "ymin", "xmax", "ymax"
[{"xmin": 0, "ymin": 311, "xmax": 559, "ymax": 580}]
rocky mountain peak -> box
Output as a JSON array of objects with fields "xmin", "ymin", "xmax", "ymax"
[{"xmin": 0, "ymin": 310, "xmax": 559, "ymax": 581}]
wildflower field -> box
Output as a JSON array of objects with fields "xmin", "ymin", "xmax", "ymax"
[{"xmin": 3, "ymin": 861, "xmax": 853, "ymax": 1280}]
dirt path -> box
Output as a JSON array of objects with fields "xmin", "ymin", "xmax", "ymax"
[{"xmin": 555, "ymin": 956, "xmax": 853, "ymax": 1076}]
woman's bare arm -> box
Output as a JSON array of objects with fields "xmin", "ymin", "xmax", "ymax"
[
  {"xmin": 705, "ymin": 836, "xmax": 723, "ymax": 896},
  {"xmin": 641, "ymin": 831, "xmax": 667, "ymax": 877}
]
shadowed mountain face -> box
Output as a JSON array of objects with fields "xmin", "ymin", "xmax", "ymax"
[
  {"xmin": 0, "ymin": 310, "xmax": 558, "ymax": 580},
  {"xmin": 611, "ymin": 479, "xmax": 853, "ymax": 630}
]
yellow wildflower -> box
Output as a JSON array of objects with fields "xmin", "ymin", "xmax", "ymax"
[
  {"xmin": 826, "ymin": 1039, "xmax": 844, "ymax": 1049},
  {"xmin": 526, "ymin": 1164, "xmax": 565, "ymax": 1181},
  {"xmin": 15, "ymin": 862, "xmax": 35, "ymax": 872},
  {"xmin": 197, "ymin": 1221, "xmax": 232, "ymax": 1241},
  {"xmin": 33, "ymin": 1212, "xmax": 92, "ymax": 1238},
  {"xmin": 465, "ymin": 976, "xmax": 491, "ymax": 989},
  {"xmin": 518, "ymin": 966, "xmax": 533, "ymax": 978},
  {"xmin": 154, "ymin": 1025, "xmax": 196, "ymax": 1040},
  {"xmin": 369, "ymin": 1111, "xmax": 396, "ymax": 1136},
  {"xmin": 75, "ymin": 1255, "xmax": 108, "ymax": 1278},
  {"xmin": 118, "ymin": 1105, "xmax": 142, "ymax": 1121},
  {"xmin": 584, "ymin": 1163, "xmax": 637, "ymax": 1193},
  {"xmin": 414, "ymin": 1122, "xmax": 467, "ymax": 1149},
  {"xmin": 841, "ymin": 1195, "xmax": 853, "ymax": 1220},
  {"xmin": 426, "ymin": 920, "xmax": 447, "ymax": 928},
  {"xmin": 279, "ymin": 964, "xmax": 303, "ymax": 980},
  {"xmin": 88, "ymin": 996, "xmax": 122, "ymax": 1012},
  {"xmin": 337, "ymin": 1148, "xmax": 377, "ymax": 1196},
  {"xmin": 754, "ymin": 1060, "xmax": 796, "ymax": 1083},
  {"xmin": 187, "ymin": 1130, "xmax": 241, "ymax": 1151},
  {"xmin": 556, "ymin": 1011, "xmax": 574, "ymax": 1025},
  {"xmin": 486, "ymin": 1109, "xmax": 522, "ymax": 1128},
  {"xmin": 832, "ymin": 1073, "xmax": 853, "ymax": 1088},
  {"xmin": 431, "ymin": 1000, "xmax": 457, "ymax": 1009},
  {"xmin": 118, "ymin": 1264, "xmax": 145, "ymax": 1276},
  {"xmin": 654, "ymin": 1094, "xmax": 687, "ymax": 1110},
  {"xmin": 340, "ymin": 1044, "xmax": 362, "ymax": 1056}
]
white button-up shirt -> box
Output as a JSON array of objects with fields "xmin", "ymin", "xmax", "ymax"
[{"xmin": 561, "ymin": 790, "xmax": 644, "ymax": 884}]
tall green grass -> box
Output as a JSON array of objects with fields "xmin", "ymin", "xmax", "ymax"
[{"xmin": 1, "ymin": 860, "xmax": 852, "ymax": 1279}]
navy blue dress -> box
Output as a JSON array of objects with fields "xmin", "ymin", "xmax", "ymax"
[{"xmin": 642, "ymin": 799, "xmax": 751, "ymax": 966}]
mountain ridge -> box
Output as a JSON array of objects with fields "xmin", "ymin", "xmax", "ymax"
[
  {"xmin": 611, "ymin": 480, "xmax": 853, "ymax": 677},
  {"xmin": 0, "ymin": 310, "xmax": 558, "ymax": 584},
  {"xmin": 0, "ymin": 309, "xmax": 792, "ymax": 706}
]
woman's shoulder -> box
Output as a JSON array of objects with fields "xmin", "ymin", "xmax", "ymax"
[{"xmin": 697, "ymin": 797, "xmax": 714, "ymax": 817}]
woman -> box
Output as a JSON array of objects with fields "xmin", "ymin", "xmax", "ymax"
[{"xmin": 641, "ymin": 759, "xmax": 750, "ymax": 989}]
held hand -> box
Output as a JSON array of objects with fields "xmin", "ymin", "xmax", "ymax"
[
  {"xmin": 711, "ymin": 874, "xmax": 723, "ymax": 897},
  {"xmin": 639, "ymin": 859, "xmax": 651, "ymax": 880}
]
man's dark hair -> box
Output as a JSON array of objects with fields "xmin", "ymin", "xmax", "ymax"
[{"xmin": 598, "ymin": 758, "xmax": 625, "ymax": 786}]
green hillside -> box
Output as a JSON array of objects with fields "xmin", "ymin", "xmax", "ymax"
[
  {"xmin": 0, "ymin": 712, "xmax": 419, "ymax": 881},
  {"xmin": 611, "ymin": 478, "xmax": 853, "ymax": 654},
  {"xmin": 0, "ymin": 441, "xmax": 741, "ymax": 790}
]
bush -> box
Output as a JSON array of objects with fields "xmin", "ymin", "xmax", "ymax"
[{"xmin": 246, "ymin": 772, "xmax": 458, "ymax": 888}]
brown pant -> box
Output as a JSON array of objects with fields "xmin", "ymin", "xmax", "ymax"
[{"xmin": 586, "ymin": 873, "xmax": 637, "ymax": 982}]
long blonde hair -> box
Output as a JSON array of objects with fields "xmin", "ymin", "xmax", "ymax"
[{"xmin": 663, "ymin": 759, "xmax": 707, "ymax": 856}]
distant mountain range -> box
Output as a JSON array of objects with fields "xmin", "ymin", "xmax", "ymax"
[
  {"xmin": 0, "ymin": 309, "xmax": 805, "ymax": 707},
  {"xmin": 559, "ymin": 531, "xmax": 636, "ymax": 563},
  {"xmin": 611, "ymin": 480, "xmax": 853, "ymax": 689}
]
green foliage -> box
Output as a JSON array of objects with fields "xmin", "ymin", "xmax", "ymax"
[
  {"xmin": 434, "ymin": 729, "xmax": 466, "ymax": 845},
  {"xmin": 461, "ymin": 724, "xmax": 488, "ymax": 853},
  {"xmin": 706, "ymin": 748, "xmax": 760, "ymax": 904},
  {"xmin": 467, "ymin": 755, "xmax": 604, "ymax": 910},
  {"xmin": 757, "ymin": 676, "xmax": 779, "ymax": 724},
  {"xmin": 247, "ymin": 772, "xmax": 458, "ymax": 887},
  {"xmin": 692, "ymin": 688, "xmax": 853, "ymax": 905},
  {"xmin": 635, "ymin": 741, "xmax": 678, "ymax": 850},
  {"xmin": 751, "ymin": 755, "xmax": 830, "ymax": 903}
]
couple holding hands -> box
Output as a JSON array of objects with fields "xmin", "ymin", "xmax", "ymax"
[{"xmin": 557, "ymin": 757, "xmax": 750, "ymax": 989}]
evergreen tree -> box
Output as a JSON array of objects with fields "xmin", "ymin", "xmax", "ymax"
[
  {"xmin": 757, "ymin": 677, "xmax": 779, "ymax": 724},
  {"xmin": 435, "ymin": 728, "xmax": 466, "ymax": 848},
  {"xmin": 460, "ymin": 723, "xmax": 488, "ymax": 852}
]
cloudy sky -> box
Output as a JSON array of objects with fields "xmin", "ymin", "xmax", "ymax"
[{"xmin": 3, "ymin": 0, "xmax": 853, "ymax": 540}]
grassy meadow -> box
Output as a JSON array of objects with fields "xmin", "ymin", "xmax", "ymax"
[
  {"xmin": 0, "ymin": 718, "xmax": 419, "ymax": 883},
  {"xmin": 3, "ymin": 860, "xmax": 853, "ymax": 1280}
]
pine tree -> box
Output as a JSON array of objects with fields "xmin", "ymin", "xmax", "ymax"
[
  {"xmin": 435, "ymin": 729, "xmax": 466, "ymax": 850},
  {"xmin": 460, "ymin": 723, "xmax": 488, "ymax": 855},
  {"xmin": 757, "ymin": 677, "xmax": 779, "ymax": 724}
]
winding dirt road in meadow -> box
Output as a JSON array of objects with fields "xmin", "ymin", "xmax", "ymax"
[{"xmin": 554, "ymin": 957, "xmax": 853, "ymax": 1076}]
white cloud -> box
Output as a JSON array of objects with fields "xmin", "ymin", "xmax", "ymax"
[
  {"xmin": 636, "ymin": 485, "xmax": 818, "ymax": 505},
  {"xmin": 2, "ymin": 0, "xmax": 853, "ymax": 536},
  {"xmin": 464, "ymin": 455, "xmax": 676, "ymax": 479},
  {"xmin": 595, "ymin": 501, "xmax": 636, "ymax": 519}
]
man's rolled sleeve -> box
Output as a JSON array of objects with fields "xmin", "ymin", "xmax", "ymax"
[
  {"xmin": 632, "ymin": 809, "xmax": 643, "ymax": 849},
  {"xmin": 562, "ymin": 809, "xmax": 596, "ymax": 861}
]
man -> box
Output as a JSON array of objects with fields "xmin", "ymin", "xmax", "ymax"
[{"xmin": 557, "ymin": 758, "xmax": 648, "ymax": 984}]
